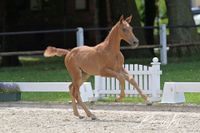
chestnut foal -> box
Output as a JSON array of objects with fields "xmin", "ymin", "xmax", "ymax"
[{"xmin": 44, "ymin": 15, "xmax": 149, "ymax": 120}]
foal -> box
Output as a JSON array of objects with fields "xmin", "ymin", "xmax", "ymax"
[{"xmin": 44, "ymin": 15, "xmax": 149, "ymax": 120}]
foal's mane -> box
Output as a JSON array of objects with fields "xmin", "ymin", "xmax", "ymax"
[{"xmin": 104, "ymin": 21, "xmax": 120, "ymax": 42}]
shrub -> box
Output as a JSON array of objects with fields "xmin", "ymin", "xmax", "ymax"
[{"xmin": 0, "ymin": 83, "xmax": 20, "ymax": 93}]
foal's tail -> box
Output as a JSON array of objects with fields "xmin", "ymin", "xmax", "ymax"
[{"xmin": 44, "ymin": 46, "xmax": 70, "ymax": 57}]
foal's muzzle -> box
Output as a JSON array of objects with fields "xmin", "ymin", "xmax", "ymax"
[{"xmin": 130, "ymin": 39, "xmax": 139, "ymax": 48}]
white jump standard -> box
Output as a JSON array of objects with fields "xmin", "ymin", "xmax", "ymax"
[{"xmin": 161, "ymin": 82, "xmax": 200, "ymax": 103}]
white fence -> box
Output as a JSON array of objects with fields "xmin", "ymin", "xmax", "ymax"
[
  {"xmin": 0, "ymin": 82, "xmax": 93, "ymax": 102},
  {"xmin": 94, "ymin": 57, "xmax": 162, "ymax": 101}
]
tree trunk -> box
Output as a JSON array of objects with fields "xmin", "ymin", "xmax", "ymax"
[
  {"xmin": 109, "ymin": 0, "xmax": 153, "ymax": 57},
  {"xmin": 0, "ymin": 0, "xmax": 6, "ymax": 52},
  {"xmin": 144, "ymin": 0, "xmax": 156, "ymax": 56},
  {"xmin": 1, "ymin": 0, "xmax": 21, "ymax": 66},
  {"xmin": 97, "ymin": 0, "xmax": 109, "ymax": 40},
  {"xmin": 165, "ymin": 0, "xmax": 200, "ymax": 56}
]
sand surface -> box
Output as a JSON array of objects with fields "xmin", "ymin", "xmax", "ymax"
[{"xmin": 1, "ymin": 103, "xmax": 200, "ymax": 133}]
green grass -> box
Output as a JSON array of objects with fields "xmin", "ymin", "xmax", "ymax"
[
  {"xmin": 21, "ymin": 92, "xmax": 71, "ymax": 102},
  {"xmin": 98, "ymin": 96, "xmax": 144, "ymax": 103},
  {"xmin": 161, "ymin": 57, "xmax": 200, "ymax": 85},
  {"xmin": 161, "ymin": 56, "xmax": 200, "ymax": 104},
  {"xmin": 0, "ymin": 56, "xmax": 200, "ymax": 104},
  {"xmin": 0, "ymin": 57, "xmax": 70, "ymax": 82},
  {"xmin": 185, "ymin": 93, "xmax": 200, "ymax": 104}
]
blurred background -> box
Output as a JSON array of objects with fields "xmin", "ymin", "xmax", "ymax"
[
  {"xmin": 0, "ymin": 0, "xmax": 200, "ymax": 103},
  {"xmin": 0, "ymin": 0, "xmax": 200, "ymax": 66}
]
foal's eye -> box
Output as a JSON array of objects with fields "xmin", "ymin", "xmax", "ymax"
[{"xmin": 122, "ymin": 28, "xmax": 127, "ymax": 32}]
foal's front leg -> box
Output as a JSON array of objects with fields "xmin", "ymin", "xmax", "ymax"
[
  {"xmin": 100, "ymin": 68, "xmax": 126, "ymax": 102},
  {"xmin": 120, "ymin": 68, "xmax": 148, "ymax": 102}
]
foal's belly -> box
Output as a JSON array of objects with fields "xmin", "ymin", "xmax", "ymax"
[
  {"xmin": 80, "ymin": 54, "xmax": 124, "ymax": 75},
  {"xmin": 77, "ymin": 55, "xmax": 104, "ymax": 75}
]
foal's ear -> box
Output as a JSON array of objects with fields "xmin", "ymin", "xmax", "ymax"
[
  {"xmin": 126, "ymin": 15, "xmax": 132, "ymax": 23},
  {"xmin": 119, "ymin": 15, "xmax": 124, "ymax": 23}
]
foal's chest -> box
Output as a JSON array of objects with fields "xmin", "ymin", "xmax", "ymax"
[{"xmin": 110, "ymin": 53, "xmax": 124, "ymax": 69}]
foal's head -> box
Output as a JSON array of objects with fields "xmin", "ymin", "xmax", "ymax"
[{"xmin": 118, "ymin": 15, "xmax": 139, "ymax": 48}]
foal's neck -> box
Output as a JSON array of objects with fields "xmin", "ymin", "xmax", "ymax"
[{"xmin": 104, "ymin": 24, "xmax": 121, "ymax": 51}]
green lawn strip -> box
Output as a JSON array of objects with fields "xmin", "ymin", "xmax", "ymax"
[
  {"xmin": 98, "ymin": 96, "xmax": 144, "ymax": 103},
  {"xmin": 21, "ymin": 92, "xmax": 71, "ymax": 102},
  {"xmin": 21, "ymin": 91, "xmax": 145, "ymax": 103},
  {"xmin": 185, "ymin": 93, "xmax": 200, "ymax": 104}
]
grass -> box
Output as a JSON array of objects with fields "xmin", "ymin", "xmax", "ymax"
[
  {"xmin": 162, "ymin": 56, "xmax": 200, "ymax": 104},
  {"xmin": 21, "ymin": 92, "xmax": 71, "ymax": 102},
  {"xmin": 185, "ymin": 93, "xmax": 200, "ymax": 104},
  {"xmin": 98, "ymin": 96, "xmax": 144, "ymax": 103},
  {"xmin": 0, "ymin": 57, "xmax": 70, "ymax": 82},
  {"xmin": 0, "ymin": 55, "xmax": 200, "ymax": 104},
  {"xmin": 163, "ymin": 56, "xmax": 200, "ymax": 79}
]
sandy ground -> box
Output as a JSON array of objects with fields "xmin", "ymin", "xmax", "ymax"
[{"xmin": 0, "ymin": 103, "xmax": 200, "ymax": 133}]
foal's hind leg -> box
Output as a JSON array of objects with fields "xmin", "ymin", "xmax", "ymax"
[
  {"xmin": 69, "ymin": 84, "xmax": 84, "ymax": 119},
  {"xmin": 74, "ymin": 72, "xmax": 97, "ymax": 120},
  {"xmin": 76, "ymin": 89, "xmax": 97, "ymax": 120},
  {"xmin": 70, "ymin": 68, "xmax": 96, "ymax": 120}
]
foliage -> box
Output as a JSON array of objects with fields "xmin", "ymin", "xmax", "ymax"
[
  {"xmin": 0, "ymin": 83, "xmax": 20, "ymax": 93},
  {"xmin": 165, "ymin": 0, "xmax": 200, "ymax": 56},
  {"xmin": 158, "ymin": 0, "xmax": 167, "ymax": 19},
  {"xmin": 135, "ymin": 0, "xmax": 167, "ymax": 24},
  {"xmin": 135, "ymin": 0, "xmax": 145, "ymax": 22}
]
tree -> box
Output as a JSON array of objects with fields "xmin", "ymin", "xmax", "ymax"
[
  {"xmin": 144, "ymin": 0, "xmax": 157, "ymax": 56},
  {"xmin": 96, "ymin": 0, "xmax": 110, "ymax": 41},
  {"xmin": 109, "ymin": 0, "xmax": 153, "ymax": 57},
  {"xmin": 1, "ymin": 0, "xmax": 21, "ymax": 66},
  {"xmin": 165, "ymin": 0, "xmax": 200, "ymax": 56}
]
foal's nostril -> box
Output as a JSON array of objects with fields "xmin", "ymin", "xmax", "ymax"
[{"xmin": 133, "ymin": 40, "xmax": 139, "ymax": 45}]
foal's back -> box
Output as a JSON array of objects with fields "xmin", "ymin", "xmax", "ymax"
[
  {"xmin": 65, "ymin": 44, "xmax": 105, "ymax": 75},
  {"xmin": 65, "ymin": 41, "xmax": 124, "ymax": 75}
]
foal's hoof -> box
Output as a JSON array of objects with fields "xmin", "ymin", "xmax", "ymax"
[
  {"xmin": 91, "ymin": 117, "xmax": 97, "ymax": 120},
  {"xmin": 90, "ymin": 114, "xmax": 97, "ymax": 120},
  {"xmin": 79, "ymin": 116, "xmax": 85, "ymax": 119},
  {"xmin": 146, "ymin": 97, "xmax": 153, "ymax": 106},
  {"xmin": 146, "ymin": 102, "xmax": 153, "ymax": 106},
  {"xmin": 115, "ymin": 97, "xmax": 122, "ymax": 102}
]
